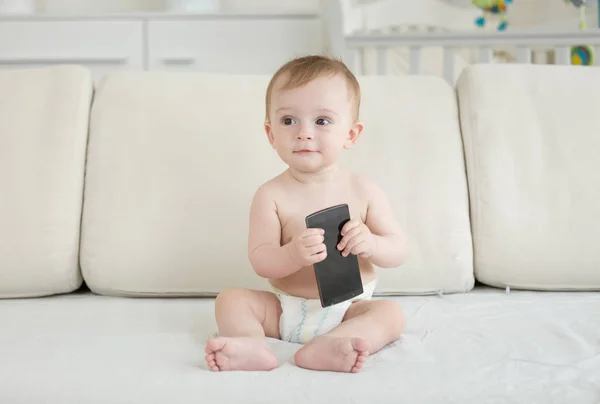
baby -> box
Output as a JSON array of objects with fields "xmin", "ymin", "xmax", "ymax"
[{"xmin": 205, "ymin": 55, "xmax": 406, "ymax": 373}]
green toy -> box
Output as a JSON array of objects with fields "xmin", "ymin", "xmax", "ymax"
[{"xmin": 472, "ymin": 0, "xmax": 513, "ymax": 31}]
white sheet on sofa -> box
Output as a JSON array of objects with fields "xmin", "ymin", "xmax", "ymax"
[
  {"xmin": 81, "ymin": 72, "xmax": 473, "ymax": 296},
  {"xmin": 0, "ymin": 289, "xmax": 598, "ymax": 403},
  {"xmin": 457, "ymin": 64, "xmax": 600, "ymax": 290},
  {"xmin": 0, "ymin": 66, "xmax": 92, "ymax": 298}
]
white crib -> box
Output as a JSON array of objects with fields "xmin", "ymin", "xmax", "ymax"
[{"xmin": 320, "ymin": 0, "xmax": 600, "ymax": 84}]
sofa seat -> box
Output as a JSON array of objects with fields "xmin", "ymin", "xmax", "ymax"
[{"xmin": 1, "ymin": 287, "xmax": 598, "ymax": 403}]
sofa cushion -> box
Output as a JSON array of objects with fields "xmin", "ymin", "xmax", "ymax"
[
  {"xmin": 457, "ymin": 64, "xmax": 600, "ymax": 290},
  {"xmin": 341, "ymin": 76, "xmax": 474, "ymax": 295},
  {"xmin": 81, "ymin": 72, "xmax": 473, "ymax": 296},
  {"xmin": 0, "ymin": 66, "xmax": 92, "ymax": 298},
  {"xmin": 81, "ymin": 73, "xmax": 285, "ymax": 296}
]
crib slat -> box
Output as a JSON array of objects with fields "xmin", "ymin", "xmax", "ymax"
[
  {"xmin": 377, "ymin": 46, "xmax": 387, "ymax": 75},
  {"xmin": 443, "ymin": 47, "xmax": 454, "ymax": 84},
  {"xmin": 532, "ymin": 49, "xmax": 549, "ymax": 65},
  {"xmin": 555, "ymin": 47, "xmax": 571, "ymax": 65},
  {"xmin": 478, "ymin": 46, "xmax": 493, "ymax": 63},
  {"xmin": 516, "ymin": 47, "xmax": 532, "ymax": 64},
  {"xmin": 353, "ymin": 48, "xmax": 363, "ymax": 75},
  {"xmin": 409, "ymin": 46, "xmax": 421, "ymax": 74}
]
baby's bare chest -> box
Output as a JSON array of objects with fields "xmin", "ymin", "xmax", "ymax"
[{"xmin": 276, "ymin": 186, "xmax": 368, "ymax": 243}]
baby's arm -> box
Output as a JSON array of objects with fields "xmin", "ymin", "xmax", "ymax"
[
  {"xmin": 363, "ymin": 180, "xmax": 407, "ymax": 268},
  {"xmin": 248, "ymin": 184, "xmax": 325, "ymax": 279}
]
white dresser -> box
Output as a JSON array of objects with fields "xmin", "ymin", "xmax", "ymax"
[{"xmin": 0, "ymin": 12, "xmax": 324, "ymax": 80}]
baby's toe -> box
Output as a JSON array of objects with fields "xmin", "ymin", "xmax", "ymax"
[
  {"xmin": 351, "ymin": 360, "xmax": 365, "ymax": 373},
  {"xmin": 205, "ymin": 353, "xmax": 219, "ymax": 369},
  {"xmin": 206, "ymin": 359, "xmax": 219, "ymax": 371},
  {"xmin": 352, "ymin": 338, "xmax": 369, "ymax": 354}
]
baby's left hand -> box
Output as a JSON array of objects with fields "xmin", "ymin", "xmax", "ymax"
[{"xmin": 337, "ymin": 220, "xmax": 376, "ymax": 258}]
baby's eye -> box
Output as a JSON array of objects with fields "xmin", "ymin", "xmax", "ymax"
[
  {"xmin": 282, "ymin": 117, "xmax": 296, "ymax": 125},
  {"xmin": 315, "ymin": 118, "xmax": 331, "ymax": 126}
]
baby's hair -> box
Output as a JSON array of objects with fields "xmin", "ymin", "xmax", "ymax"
[{"xmin": 265, "ymin": 55, "xmax": 361, "ymax": 123}]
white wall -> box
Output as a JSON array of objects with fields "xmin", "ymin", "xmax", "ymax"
[
  {"xmin": 36, "ymin": 0, "xmax": 163, "ymax": 13},
  {"xmin": 444, "ymin": 0, "xmax": 598, "ymax": 29},
  {"xmin": 34, "ymin": 0, "xmax": 320, "ymax": 13},
  {"xmin": 17, "ymin": 0, "xmax": 600, "ymax": 29},
  {"xmin": 509, "ymin": 1, "xmax": 597, "ymax": 29}
]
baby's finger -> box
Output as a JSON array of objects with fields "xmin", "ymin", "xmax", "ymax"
[
  {"xmin": 350, "ymin": 241, "xmax": 368, "ymax": 256},
  {"xmin": 310, "ymin": 249, "xmax": 328, "ymax": 263},
  {"xmin": 337, "ymin": 226, "xmax": 362, "ymax": 250},
  {"xmin": 343, "ymin": 235, "xmax": 366, "ymax": 257},
  {"xmin": 341, "ymin": 220, "xmax": 360, "ymax": 236},
  {"xmin": 303, "ymin": 228, "xmax": 325, "ymax": 237},
  {"xmin": 303, "ymin": 234, "xmax": 325, "ymax": 247},
  {"xmin": 307, "ymin": 243, "xmax": 327, "ymax": 256},
  {"xmin": 343, "ymin": 241, "xmax": 366, "ymax": 257}
]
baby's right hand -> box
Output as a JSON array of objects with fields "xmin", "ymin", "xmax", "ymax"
[{"xmin": 289, "ymin": 228, "xmax": 327, "ymax": 267}]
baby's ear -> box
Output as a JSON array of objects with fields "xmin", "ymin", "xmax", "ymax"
[
  {"xmin": 344, "ymin": 121, "xmax": 364, "ymax": 149},
  {"xmin": 264, "ymin": 122, "xmax": 276, "ymax": 148}
]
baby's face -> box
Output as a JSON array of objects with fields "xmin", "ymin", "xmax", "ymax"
[{"xmin": 266, "ymin": 74, "xmax": 360, "ymax": 173}]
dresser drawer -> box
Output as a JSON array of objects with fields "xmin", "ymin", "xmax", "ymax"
[
  {"xmin": 148, "ymin": 18, "xmax": 324, "ymax": 74},
  {"xmin": 0, "ymin": 20, "xmax": 144, "ymax": 79}
]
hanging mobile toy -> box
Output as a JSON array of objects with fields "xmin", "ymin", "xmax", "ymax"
[
  {"xmin": 472, "ymin": 0, "xmax": 513, "ymax": 31},
  {"xmin": 566, "ymin": 0, "xmax": 595, "ymax": 65}
]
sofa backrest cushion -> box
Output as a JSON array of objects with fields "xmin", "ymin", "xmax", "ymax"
[
  {"xmin": 457, "ymin": 64, "xmax": 600, "ymax": 290},
  {"xmin": 0, "ymin": 66, "xmax": 92, "ymax": 298},
  {"xmin": 341, "ymin": 76, "xmax": 474, "ymax": 295}
]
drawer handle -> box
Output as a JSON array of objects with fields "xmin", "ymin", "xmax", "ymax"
[
  {"xmin": 159, "ymin": 56, "xmax": 196, "ymax": 65},
  {"xmin": 0, "ymin": 57, "xmax": 128, "ymax": 65}
]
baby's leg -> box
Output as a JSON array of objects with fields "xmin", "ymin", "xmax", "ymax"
[
  {"xmin": 294, "ymin": 300, "xmax": 404, "ymax": 373},
  {"xmin": 205, "ymin": 288, "xmax": 282, "ymax": 372}
]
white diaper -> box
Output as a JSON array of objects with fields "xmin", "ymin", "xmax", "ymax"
[{"xmin": 272, "ymin": 279, "xmax": 378, "ymax": 345}]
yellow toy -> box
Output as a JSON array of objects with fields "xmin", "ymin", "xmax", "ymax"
[{"xmin": 566, "ymin": 0, "xmax": 594, "ymax": 65}]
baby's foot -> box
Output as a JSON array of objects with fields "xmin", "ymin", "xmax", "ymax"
[
  {"xmin": 294, "ymin": 336, "xmax": 369, "ymax": 373},
  {"xmin": 204, "ymin": 337, "xmax": 278, "ymax": 371}
]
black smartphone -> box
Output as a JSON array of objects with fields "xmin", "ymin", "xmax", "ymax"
[{"xmin": 305, "ymin": 204, "xmax": 364, "ymax": 308}]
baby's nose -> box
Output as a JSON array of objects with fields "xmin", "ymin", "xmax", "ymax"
[{"xmin": 296, "ymin": 130, "xmax": 314, "ymax": 140}]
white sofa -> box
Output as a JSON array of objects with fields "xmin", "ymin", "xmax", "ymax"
[{"xmin": 1, "ymin": 63, "xmax": 599, "ymax": 403}]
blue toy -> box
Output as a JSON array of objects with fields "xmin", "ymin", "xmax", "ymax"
[{"xmin": 472, "ymin": 0, "xmax": 513, "ymax": 31}]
